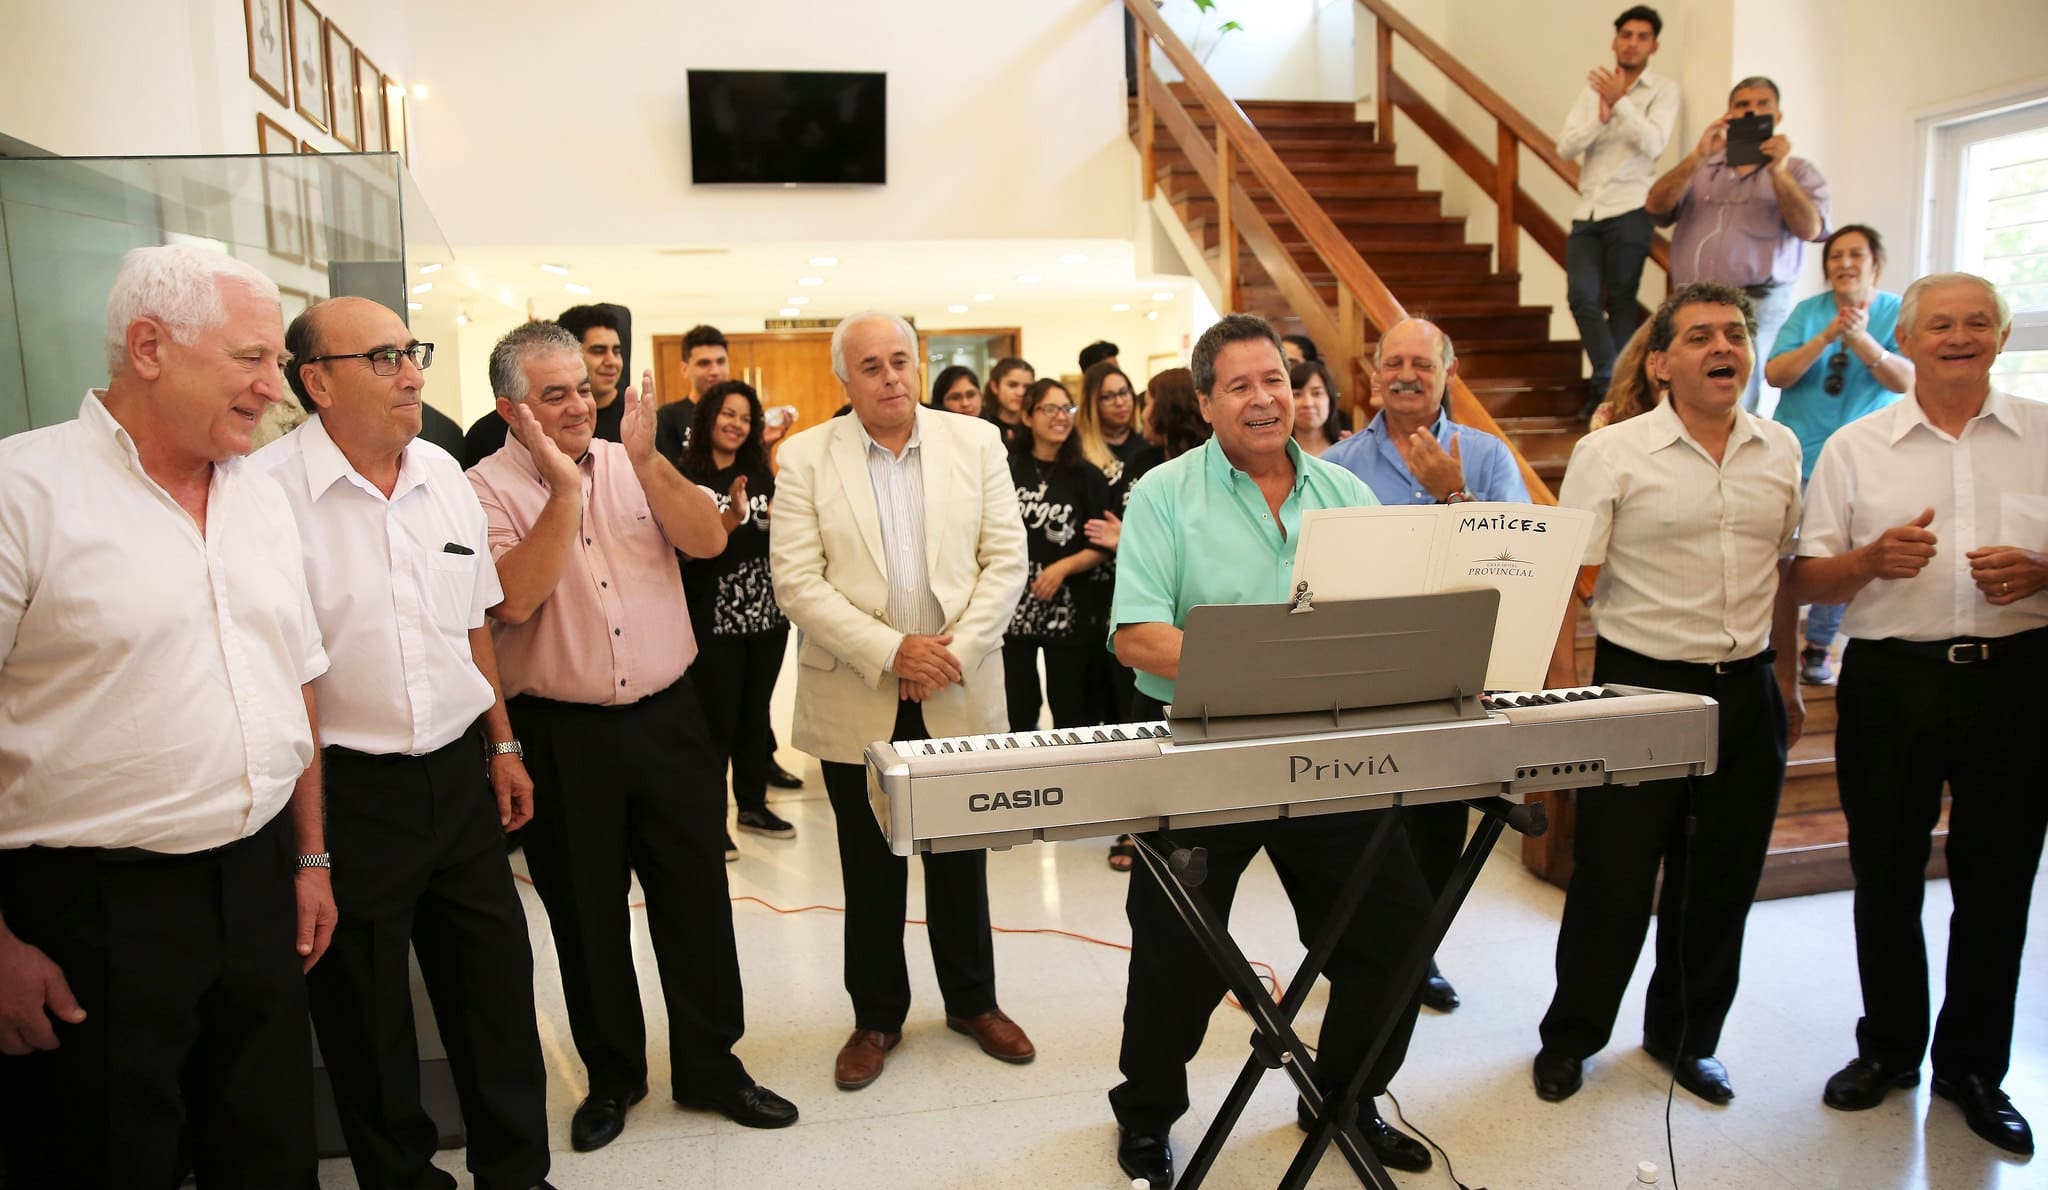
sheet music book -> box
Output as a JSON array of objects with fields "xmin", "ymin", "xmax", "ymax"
[{"xmin": 1290, "ymin": 502, "xmax": 1594, "ymax": 690}]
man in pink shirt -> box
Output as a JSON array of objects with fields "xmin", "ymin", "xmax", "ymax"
[{"xmin": 467, "ymin": 321, "xmax": 797, "ymax": 1151}]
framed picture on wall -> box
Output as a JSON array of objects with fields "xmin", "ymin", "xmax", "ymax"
[
  {"xmin": 263, "ymin": 152, "xmax": 305, "ymax": 265},
  {"xmin": 355, "ymin": 50, "xmax": 387, "ymax": 151},
  {"xmin": 244, "ymin": 0, "xmax": 290, "ymax": 106},
  {"xmin": 323, "ymin": 21, "xmax": 359, "ymax": 149},
  {"xmin": 256, "ymin": 113, "xmax": 296, "ymax": 156},
  {"xmin": 290, "ymin": 0, "xmax": 329, "ymax": 132},
  {"xmin": 382, "ymin": 75, "xmax": 408, "ymax": 165},
  {"xmin": 299, "ymin": 143, "xmax": 328, "ymax": 269}
]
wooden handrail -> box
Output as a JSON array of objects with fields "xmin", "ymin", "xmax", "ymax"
[
  {"xmin": 1354, "ymin": 0, "xmax": 1671, "ymax": 278},
  {"xmin": 1123, "ymin": 0, "xmax": 1554, "ymax": 505}
]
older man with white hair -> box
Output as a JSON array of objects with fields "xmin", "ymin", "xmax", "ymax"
[
  {"xmin": 1791, "ymin": 273, "xmax": 2047, "ymax": 1156},
  {"xmin": 0, "ymin": 244, "xmax": 331, "ymax": 1186},
  {"xmin": 770, "ymin": 311, "xmax": 1032, "ymax": 1092}
]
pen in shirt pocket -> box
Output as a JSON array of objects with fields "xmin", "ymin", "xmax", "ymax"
[{"xmin": 442, "ymin": 542, "xmax": 475, "ymax": 555}]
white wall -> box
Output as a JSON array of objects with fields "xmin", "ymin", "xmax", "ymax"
[{"xmin": 1151, "ymin": 0, "xmax": 1355, "ymax": 103}]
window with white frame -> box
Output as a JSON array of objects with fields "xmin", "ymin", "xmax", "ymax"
[{"xmin": 1929, "ymin": 96, "xmax": 2048, "ymax": 400}]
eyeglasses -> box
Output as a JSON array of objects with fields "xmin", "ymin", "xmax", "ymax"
[
  {"xmin": 1823, "ymin": 350, "xmax": 1848, "ymax": 397},
  {"xmin": 300, "ymin": 342, "xmax": 435, "ymax": 376},
  {"xmin": 1036, "ymin": 403, "xmax": 1077, "ymax": 417}
]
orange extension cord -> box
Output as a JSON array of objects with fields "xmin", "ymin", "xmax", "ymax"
[{"xmin": 511, "ymin": 873, "xmax": 1286, "ymax": 1009}]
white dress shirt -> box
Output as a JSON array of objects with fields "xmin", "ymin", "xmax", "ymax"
[
  {"xmin": 854, "ymin": 417, "xmax": 947, "ymax": 642},
  {"xmin": 1564, "ymin": 398, "xmax": 1803, "ymax": 664},
  {"xmin": 1797, "ymin": 388, "xmax": 2048, "ymax": 642},
  {"xmin": 0, "ymin": 393, "xmax": 328, "ymax": 853},
  {"xmin": 254, "ymin": 417, "xmax": 501, "ymax": 755},
  {"xmin": 1555, "ymin": 69, "xmax": 1681, "ymax": 221}
]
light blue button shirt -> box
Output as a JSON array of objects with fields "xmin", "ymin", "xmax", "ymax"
[{"xmin": 1321, "ymin": 410, "xmax": 1531, "ymax": 506}]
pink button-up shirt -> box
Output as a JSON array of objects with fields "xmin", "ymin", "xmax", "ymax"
[{"xmin": 468, "ymin": 436, "xmax": 696, "ymax": 705}]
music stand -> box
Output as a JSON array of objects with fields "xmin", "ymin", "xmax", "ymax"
[{"xmin": 1131, "ymin": 588, "xmax": 1547, "ymax": 1189}]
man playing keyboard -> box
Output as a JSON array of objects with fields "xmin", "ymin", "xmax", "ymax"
[{"xmin": 1105, "ymin": 313, "xmax": 1434, "ymax": 1189}]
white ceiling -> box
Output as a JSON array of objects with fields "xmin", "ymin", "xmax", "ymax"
[{"xmin": 432, "ymin": 239, "xmax": 1193, "ymax": 327}]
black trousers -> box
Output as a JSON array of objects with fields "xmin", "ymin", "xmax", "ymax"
[
  {"xmin": 0, "ymin": 811, "xmax": 314, "ymax": 1189},
  {"xmin": 1109, "ymin": 695, "xmax": 1432, "ymax": 1133},
  {"xmin": 510, "ymin": 679, "xmax": 748, "ymax": 1100},
  {"xmin": 309, "ymin": 729, "xmax": 549, "ymax": 1190},
  {"xmin": 819, "ymin": 699, "xmax": 998, "ymax": 1033},
  {"xmin": 1540, "ymin": 640, "xmax": 1787, "ymax": 1059},
  {"xmin": 1003, "ymin": 637, "xmax": 1099, "ymax": 731},
  {"xmin": 1835, "ymin": 634, "xmax": 2048, "ymax": 1082},
  {"xmin": 690, "ymin": 625, "xmax": 790, "ymax": 814}
]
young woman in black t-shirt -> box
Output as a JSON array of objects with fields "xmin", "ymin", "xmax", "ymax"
[
  {"xmin": 674, "ymin": 380, "xmax": 795, "ymax": 847},
  {"xmin": 1002, "ymin": 378, "xmax": 1111, "ymax": 733},
  {"xmin": 981, "ymin": 356, "xmax": 1034, "ymax": 448}
]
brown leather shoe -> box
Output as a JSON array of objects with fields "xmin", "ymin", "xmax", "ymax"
[
  {"xmin": 945, "ymin": 1008, "xmax": 1036, "ymax": 1064},
  {"xmin": 833, "ymin": 1028, "xmax": 901, "ymax": 1090}
]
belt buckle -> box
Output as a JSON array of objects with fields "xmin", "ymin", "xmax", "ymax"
[
  {"xmin": 1946, "ymin": 642, "xmax": 1988, "ymax": 664},
  {"xmin": 1713, "ymin": 660, "xmax": 1733, "ymax": 674}
]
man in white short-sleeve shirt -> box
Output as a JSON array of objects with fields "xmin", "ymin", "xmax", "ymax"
[
  {"xmin": 256, "ymin": 296, "xmax": 555, "ymax": 1189},
  {"xmin": 1791, "ymin": 273, "xmax": 2046, "ymax": 1156},
  {"xmin": 1534, "ymin": 281, "xmax": 1804, "ymax": 1109},
  {"xmin": 0, "ymin": 245, "xmax": 331, "ymax": 1187}
]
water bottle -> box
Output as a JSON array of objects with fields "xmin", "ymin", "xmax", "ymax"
[{"xmin": 1628, "ymin": 1160, "xmax": 1660, "ymax": 1186}]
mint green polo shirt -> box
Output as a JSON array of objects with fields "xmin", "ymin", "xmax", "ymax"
[{"xmin": 1110, "ymin": 436, "xmax": 1381, "ymax": 703}]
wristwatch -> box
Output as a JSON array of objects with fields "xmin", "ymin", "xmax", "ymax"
[
  {"xmin": 297, "ymin": 852, "xmax": 332, "ymax": 870},
  {"xmin": 1441, "ymin": 490, "xmax": 1473, "ymax": 505},
  {"xmin": 486, "ymin": 739, "xmax": 524, "ymax": 758}
]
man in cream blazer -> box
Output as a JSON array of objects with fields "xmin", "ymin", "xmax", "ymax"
[{"xmin": 770, "ymin": 312, "xmax": 1034, "ymax": 1092}]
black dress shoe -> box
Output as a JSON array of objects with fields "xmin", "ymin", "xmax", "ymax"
[
  {"xmin": 570, "ymin": 1084, "xmax": 647, "ymax": 1152},
  {"xmin": 1419, "ymin": 966, "xmax": 1461, "ymax": 1013},
  {"xmin": 677, "ymin": 1081, "xmax": 799, "ymax": 1129},
  {"xmin": 766, "ymin": 761, "xmax": 805, "ymax": 789},
  {"xmin": 1933, "ymin": 1073, "xmax": 2035, "ymax": 1155},
  {"xmin": 1116, "ymin": 1127, "xmax": 1173, "ymax": 1188},
  {"xmin": 1533, "ymin": 1048, "xmax": 1583, "ymax": 1102},
  {"xmin": 1822, "ymin": 1057, "xmax": 1920, "ymax": 1111},
  {"xmin": 1643, "ymin": 1043, "xmax": 1733, "ymax": 1104},
  {"xmin": 1357, "ymin": 1110, "xmax": 1432, "ymax": 1173}
]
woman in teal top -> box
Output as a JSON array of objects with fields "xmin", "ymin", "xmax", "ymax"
[{"xmin": 1764, "ymin": 223, "xmax": 1915, "ymax": 683}]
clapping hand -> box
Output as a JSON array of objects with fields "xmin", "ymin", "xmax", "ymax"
[
  {"xmin": 721, "ymin": 474, "xmax": 749, "ymax": 532},
  {"xmin": 1588, "ymin": 67, "xmax": 1628, "ymax": 115},
  {"xmin": 621, "ymin": 369, "xmax": 658, "ymax": 466},
  {"xmin": 510, "ymin": 402, "xmax": 580, "ymax": 492},
  {"xmin": 1398, "ymin": 429, "xmax": 1465, "ymax": 501},
  {"xmin": 1084, "ymin": 511, "xmax": 1122, "ymax": 550}
]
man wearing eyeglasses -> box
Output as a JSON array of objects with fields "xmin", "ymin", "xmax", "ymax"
[{"xmin": 255, "ymin": 297, "xmax": 555, "ymax": 1190}]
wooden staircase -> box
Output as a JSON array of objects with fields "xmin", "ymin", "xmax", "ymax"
[{"xmin": 1136, "ymin": 85, "xmax": 1588, "ymax": 484}]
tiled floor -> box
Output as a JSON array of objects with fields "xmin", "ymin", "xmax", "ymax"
[{"xmin": 320, "ymin": 702, "xmax": 2046, "ymax": 1188}]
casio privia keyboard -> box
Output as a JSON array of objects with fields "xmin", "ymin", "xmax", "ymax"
[{"xmin": 865, "ymin": 684, "xmax": 1718, "ymax": 857}]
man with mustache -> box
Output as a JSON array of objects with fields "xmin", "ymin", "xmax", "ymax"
[
  {"xmin": 1534, "ymin": 281, "xmax": 1805, "ymax": 1107},
  {"xmin": 1791, "ymin": 274, "xmax": 2045, "ymax": 1156},
  {"xmin": 469, "ymin": 321, "xmax": 798, "ymax": 1151},
  {"xmin": 1321, "ymin": 317, "xmax": 1530, "ymax": 1016},
  {"xmin": 256, "ymin": 297, "xmax": 554, "ymax": 1190}
]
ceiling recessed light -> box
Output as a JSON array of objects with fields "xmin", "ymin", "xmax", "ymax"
[
  {"xmin": 410, "ymin": 282, "xmax": 433, "ymax": 295},
  {"xmin": 779, "ymin": 307, "xmax": 800, "ymax": 317},
  {"xmin": 1016, "ymin": 274, "xmax": 1041, "ymax": 284},
  {"xmin": 407, "ymin": 302, "xmax": 423, "ymax": 311},
  {"xmin": 808, "ymin": 256, "xmax": 839, "ymax": 266},
  {"xmin": 786, "ymin": 296, "xmax": 809, "ymax": 306},
  {"xmin": 973, "ymin": 293, "xmax": 994, "ymax": 302},
  {"xmin": 947, "ymin": 304, "xmax": 969, "ymax": 313},
  {"xmin": 798, "ymin": 276, "xmax": 824, "ymax": 286},
  {"xmin": 1111, "ymin": 303, "xmax": 1131, "ymax": 312},
  {"xmin": 539, "ymin": 263, "xmax": 569, "ymax": 276},
  {"xmin": 1147, "ymin": 310, "xmax": 1160, "ymax": 320},
  {"xmin": 418, "ymin": 263, "xmax": 442, "ymax": 275},
  {"xmin": 455, "ymin": 313, "xmax": 470, "ymax": 326},
  {"xmin": 1151, "ymin": 291, "xmax": 1175, "ymax": 301},
  {"xmin": 564, "ymin": 282, "xmax": 592, "ymax": 295},
  {"xmin": 1060, "ymin": 253, "xmax": 1088, "ymax": 264},
  {"xmin": 411, "ymin": 84, "xmax": 429, "ymax": 100},
  {"xmin": 498, "ymin": 289, "xmax": 517, "ymax": 305}
]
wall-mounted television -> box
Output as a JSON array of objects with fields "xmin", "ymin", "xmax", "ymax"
[{"xmin": 687, "ymin": 70, "xmax": 886, "ymax": 186}]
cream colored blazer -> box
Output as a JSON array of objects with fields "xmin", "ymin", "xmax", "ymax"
[{"xmin": 769, "ymin": 406, "xmax": 1026, "ymax": 765}]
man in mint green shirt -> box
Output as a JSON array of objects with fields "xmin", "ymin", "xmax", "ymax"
[{"xmin": 1104, "ymin": 314, "xmax": 1432, "ymax": 1190}]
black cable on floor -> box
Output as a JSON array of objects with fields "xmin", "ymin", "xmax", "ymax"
[{"xmin": 1383, "ymin": 1088, "xmax": 1482, "ymax": 1190}]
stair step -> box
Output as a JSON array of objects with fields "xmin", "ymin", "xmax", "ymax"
[
  {"xmin": 1464, "ymin": 381, "xmax": 1590, "ymax": 420},
  {"xmin": 1173, "ymin": 190, "xmax": 1446, "ymax": 222},
  {"xmin": 1189, "ymin": 213, "xmax": 1471, "ymax": 248}
]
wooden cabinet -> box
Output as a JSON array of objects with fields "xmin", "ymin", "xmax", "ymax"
[{"xmin": 653, "ymin": 332, "xmax": 846, "ymax": 446}]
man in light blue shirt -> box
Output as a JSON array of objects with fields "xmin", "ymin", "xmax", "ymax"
[
  {"xmin": 1105, "ymin": 314, "xmax": 1433, "ymax": 1189},
  {"xmin": 1321, "ymin": 317, "xmax": 1528, "ymax": 1018},
  {"xmin": 1323, "ymin": 319, "xmax": 1532, "ymax": 509}
]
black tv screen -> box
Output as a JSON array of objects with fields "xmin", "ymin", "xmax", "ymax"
[{"xmin": 687, "ymin": 70, "xmax": 887, "ymax": 186}]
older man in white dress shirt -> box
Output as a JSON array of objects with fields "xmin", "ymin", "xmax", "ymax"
[
  {"xmin": 0, "ymin": 244, "xmax": 331, "ymax": 1187},
  {"xmin": 1535, "ymin": 280, "xmax": 1805, "ymax": 1108},
  {"xmin": 1792, "ymin": 274, "xmax": 2046, "ymax": 1156},
  {"xmin": 256, "ymin": 296, "xmax": 554, "ymax": 1190}
]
